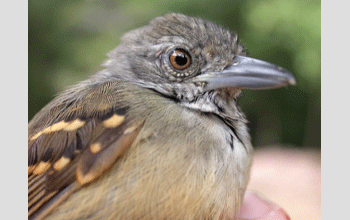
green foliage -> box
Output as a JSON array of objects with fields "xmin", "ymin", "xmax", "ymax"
[{"xmin": 29, "ymin": 0, "xmax": 321, "ymax": 148}]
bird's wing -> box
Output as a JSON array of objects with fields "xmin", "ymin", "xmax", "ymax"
[{"xmin": 28, "ymin": 80, "xmax": 144, "ymax": 219}]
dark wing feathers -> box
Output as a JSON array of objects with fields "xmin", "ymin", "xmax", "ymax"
[{"xmin": 28, "ymin": 81, "xmax": 143, "ymax": 219}]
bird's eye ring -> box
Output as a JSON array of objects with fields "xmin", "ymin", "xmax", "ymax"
[{"xmin": 169, "ymin": 49, "xmax": 192, "ymax": 71}]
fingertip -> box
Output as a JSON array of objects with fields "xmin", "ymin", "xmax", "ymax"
[
  {"xmin": 238, "ymin": 191, "xmax": 290, "ymax": 220},
  {"xmin": 262, "ymin": 207, "xmax": 290, "ymax": 220}
]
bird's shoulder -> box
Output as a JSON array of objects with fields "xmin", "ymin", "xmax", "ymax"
[{"xmin": 28, "ymin": 78, "xmax": 154, "ymax": 219}]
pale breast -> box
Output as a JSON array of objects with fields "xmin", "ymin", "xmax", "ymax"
[{"xmin": 46, "ymin": 106, "xmax": 252, "ymax": 220}]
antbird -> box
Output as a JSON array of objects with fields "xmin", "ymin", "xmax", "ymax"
[{"xmin": 28, "ymin": 13, "xmax": 296, "ymax": 220}]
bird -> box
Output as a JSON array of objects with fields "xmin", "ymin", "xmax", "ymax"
[{"xmin": 28, "ymin": 13, "xmax": 296, "ymax": 220}]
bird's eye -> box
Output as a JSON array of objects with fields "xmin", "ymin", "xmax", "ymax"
[{"xmin": 169, "ymin": 49, "xmax": 192, "ymax": 71}]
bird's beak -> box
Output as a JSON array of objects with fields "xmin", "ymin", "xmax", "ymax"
[{"xmin": 191, "ymin": 55, "xmax": 296, "ymax": 91}]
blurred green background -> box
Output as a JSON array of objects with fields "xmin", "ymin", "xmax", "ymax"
[{"xmin": 29, "ymin": 0, "xmax": 320, "ymax": 149}]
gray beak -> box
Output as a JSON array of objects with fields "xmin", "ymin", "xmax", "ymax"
[{"xmin": 192, "ymin": 55, "xmax": 296, "ymax": 91}]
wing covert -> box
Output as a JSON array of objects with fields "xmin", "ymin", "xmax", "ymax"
[{"xmin": 28, "ymin": 81, "xmax": 144, "ymax": 219}]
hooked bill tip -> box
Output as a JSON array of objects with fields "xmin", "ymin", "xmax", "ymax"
[{"xmin": 288, "ymin": 77, "xmax": 297, "ymax": 86}]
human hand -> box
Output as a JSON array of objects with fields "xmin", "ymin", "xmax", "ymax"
[{"xmin": 238, "ymin": 191, "xmax": 290, "ymax": 220}]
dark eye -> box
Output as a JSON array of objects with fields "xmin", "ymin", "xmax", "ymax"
[{"xmin": 169, "ymin": 49, "xmax": 192, "ymax": 71}]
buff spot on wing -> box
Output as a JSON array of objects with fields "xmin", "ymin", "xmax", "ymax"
[
  {"xmin": 102, "ymin": 114, "xmax": 125, "ymax": 128},
  {"xmin": 90, "ymin": 143, "xmax": 102, "ymax": 154},
  {"xmin": 64, "ymin": 119, "xmax": 86, "ymax": 131},
  {"xmin": 30, "ymin": 131, "xmax": 43, "ymax": 141},
  {"xmin": 123, "ymin": 125, "xmax": 138, "ymax": 134},
  {"xmin": 32, "ymin": 161, "xmax": 51, "ymax": 175},
  {"xmin": 42, "ymin": 121, "xmax": 70, "ymax": 133},
  {"xmin": 76, "ymin": 170, "xmax": 94, "ymax": 186},
  {"xmin": 30, "ymin": 119, "xmax": 86, "ymax": 141},
  {"xmin": 28, "ymin": 165, "xmax": 35, "ymax": 174},
  {"xmin": 30, "ymin": 121, "xmax": 69, "ymax": 141},
  {"xmin": 53, "ymin": 157, "xmax": 71, "ymax": 171}
]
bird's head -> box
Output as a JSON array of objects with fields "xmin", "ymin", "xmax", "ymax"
[{"xmin": 102, "ymin": 13, "xmax": 295, "ymax": 112}]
